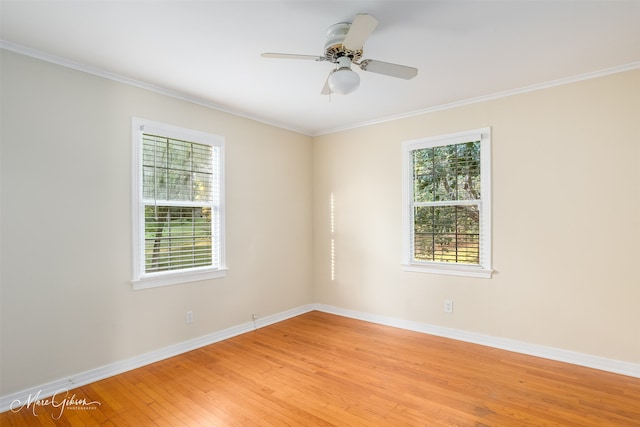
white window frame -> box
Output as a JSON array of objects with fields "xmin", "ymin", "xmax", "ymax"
[
  {"xmin": 131, "ymin": 118, "xmax": 227, "ymax": 290},
  {"xmin": 402, "ymin": 127, "xmax": 492, "ymax": 278}
]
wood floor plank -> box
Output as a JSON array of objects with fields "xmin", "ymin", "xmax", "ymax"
[{"xmin": 2, "ymin": 311, "xmax": 639, "ymax": 426}]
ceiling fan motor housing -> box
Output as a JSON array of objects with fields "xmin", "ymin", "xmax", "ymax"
[
  {"xmin": 261, "ymin": 13, "xmax": 416, "ymax": 96},
  {"xmin": 324, "ymin": 22, "xmax": 363, "ymax": 62}
]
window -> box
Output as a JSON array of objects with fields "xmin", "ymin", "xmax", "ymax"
[
  {"xmin": 402, "ymin": 128, "xmax": 492, "ymax": 278},
  {"xmin": 132, "ymin": 118, "xmax": 226, "ymax": 290}
]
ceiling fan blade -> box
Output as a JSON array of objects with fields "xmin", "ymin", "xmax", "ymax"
[
  {"xmin": 358, "ymin": 59, "xmax": 418, "ymax": 80},
  {"xmin": 321, "ymin": 73, "xmax": 332, "ymax": 95},
  {"xmin": 342, "ymin": 14, "xmax": 379, "ymax": 51},
  {"xmin": 261, "ymin": 53, "xmax": 325, "ymax": 61}
]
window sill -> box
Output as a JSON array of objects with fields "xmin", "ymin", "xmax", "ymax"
[
  {"xmin": 132, "ymin": 267, "xmax": 228, "ymax": 290},
  {"xmin": 402, "ymin": 263, "xmax": 492, "ymax": 279}
]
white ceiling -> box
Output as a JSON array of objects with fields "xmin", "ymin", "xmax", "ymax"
[{"xmin": 2, "ymin": 1, "xmax": 639, "ymax": 135}]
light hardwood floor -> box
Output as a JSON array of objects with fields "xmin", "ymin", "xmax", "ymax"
[{"xmin": 2, "ymin": 311, "xmax": 639, "ymax": 426}]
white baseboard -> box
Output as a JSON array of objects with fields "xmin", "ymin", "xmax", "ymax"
[
  {"xmin": 2, "ymin": 302, "xmax": 637, "ymax": 413},
  {"xmin": 0, "ymin": 304, "xmax": 315, "ymax": 413},
  {"xmin": 313, "ymin": 303, "xmax": 640, "ymax": 379}
]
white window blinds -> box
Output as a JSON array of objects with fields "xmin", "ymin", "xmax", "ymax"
[
  {"xmin": 132, "ymin": 118, "xmax": 226, "ymax": 289},
  {"xmin": 411, "ymin": 140, "xmax": 482, "ymax": 265},
  {"xmin": 142, "ymin": 134, "xmax": 220, "ymax": 273},
  {"xmin": 402, "ymin": 128, "xmax": 492, "ymax": 278}
]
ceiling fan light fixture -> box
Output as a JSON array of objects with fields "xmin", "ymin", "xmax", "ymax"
[
  {"xmin": 328, "ymin": 67, "xmax": 360, "ymax": 95},
  {"xmin": 262, "ymin": 13, "xmax": 417, "ymax": 96}
]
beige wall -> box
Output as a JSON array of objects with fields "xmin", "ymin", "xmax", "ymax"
[
  {"xmin": 1, "ymin": 49, "xmax": 638, "ymax": 396},
  {"xmin": 313, "ymin": 69, "xmax": 640, "ymax": 363},
  {"xmin": 0, "ymin": 50, "xmax": 313, "ymax": 395}
]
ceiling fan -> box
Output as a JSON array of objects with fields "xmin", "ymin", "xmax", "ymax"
[{"xmin": 262, "ymin": 13, "xmax": 418, "ymax": 95}]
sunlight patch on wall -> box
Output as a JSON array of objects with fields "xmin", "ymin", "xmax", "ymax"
[{"xmin": 330, "ymin": 192, "xmax": 335, "ymax": 281}]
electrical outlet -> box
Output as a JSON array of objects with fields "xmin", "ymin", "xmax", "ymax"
[
  {"xmin": 444, "ymin": 300, "xmax": 453, "ymax": 313},
  {"xmin": 186, "ymin": 310, "xmax": 194, "ymax": 324},
  {"xmin": 252, "ymin": 313, "xmax": 259, "ymax": 320}
]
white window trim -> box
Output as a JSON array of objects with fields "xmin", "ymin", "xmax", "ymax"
[
  {"xmin": 131, "ymin": 117, "xmax": 227, "ymax": 290},
  {"xmin": 401, "ymin": 127, "xmax": 492, "ymax": 279}
]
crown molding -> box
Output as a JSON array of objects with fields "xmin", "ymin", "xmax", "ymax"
[
  {"xmin": 314, "ymin": 61, "xmax": 640, "ymax": 136},
  {"xmin": 2, "ymin": 40, "xmax": 638, "ymax": 138},
  {"xmin": 0, "ymin": 40, "xmax": 312, "ymax": 136}
]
